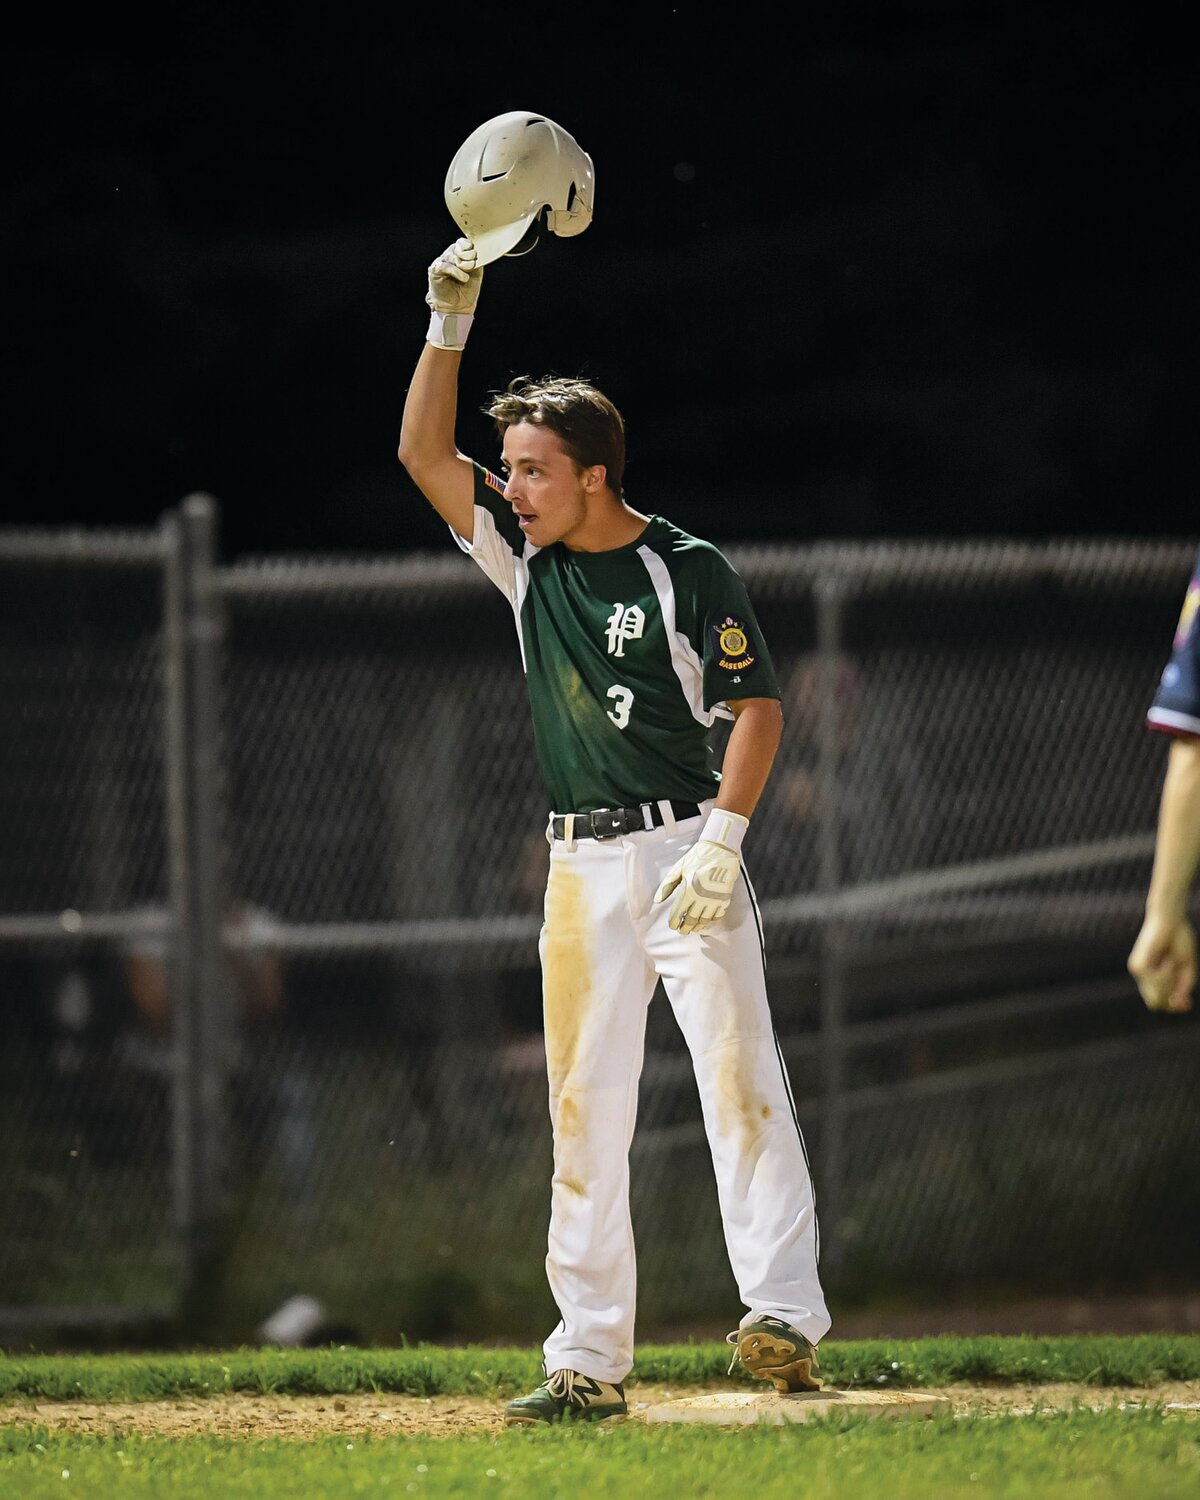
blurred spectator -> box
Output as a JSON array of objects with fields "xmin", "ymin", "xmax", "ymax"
[
  {"xmin": 154, "ymin": 902, "xmax": 316, "ymax": 1197},
  {"xmin": 120, "ymin": 900, "xmax": 284, "ymax": 1045},
  {"xmin": 32, "ymin": 940, "xmax": 154, "ymax": 1168},
  {"xmin": 37, "ymin": 902, "xmax": 318, "ymax": 1193}
]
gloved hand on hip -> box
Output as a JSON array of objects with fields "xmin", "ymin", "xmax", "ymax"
[{"xmin": 653, "ymin": 810, "xmax": 749, "ymax": 935}]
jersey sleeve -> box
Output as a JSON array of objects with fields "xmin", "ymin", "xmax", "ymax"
[
  {"xmin": 695, "ymin": 549, "xmax": 781, "ymax": 710},
  {"xmin": 1147, "ymin": 549, "xmax": 1200, "ymax": 738},
  {"xmin": 450, "ymin": 461, "xmax": 526, "ymax": 600}
]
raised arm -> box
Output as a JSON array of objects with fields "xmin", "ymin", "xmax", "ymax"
[{"xmin": 397, "ymin": 240, "xmax": 485, "ymax": 541}]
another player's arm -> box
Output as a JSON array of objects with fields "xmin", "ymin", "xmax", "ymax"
[
  {"xmin": 397, "ymin": 240, "xmax": 482, "ymax": 542},
  {"xmin": 1127, "ymin": 734, "xmax": 1200, "ymax": 1013}
]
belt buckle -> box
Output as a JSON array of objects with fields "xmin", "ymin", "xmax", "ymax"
[{"xmin": 588, "ymin": 808, "xmax": 623, "ymax": 840}]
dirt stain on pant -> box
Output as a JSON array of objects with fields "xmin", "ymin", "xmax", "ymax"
[
  {"xmin": 543, "ymin": 860, "xmax": 591, "ymax": 1133},
  {"xmin": 713, "ymin": 1029, "xmax": 769, "ymax": 1155}
]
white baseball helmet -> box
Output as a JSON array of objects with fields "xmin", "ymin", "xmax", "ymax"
[{"xmin": 444, "ymin": 111, "xmax": 595, "ymax": 266}]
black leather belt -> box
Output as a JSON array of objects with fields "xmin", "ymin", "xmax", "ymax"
[{"xmin": 550, "ymin": 800, "xmax": 702, "ymax": 841}]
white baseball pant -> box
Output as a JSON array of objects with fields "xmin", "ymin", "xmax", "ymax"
[{"xmin": 538, "ymin": 799, "xmax": 830, "ymax": 1385}]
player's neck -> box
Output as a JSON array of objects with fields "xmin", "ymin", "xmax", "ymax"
[{"xmin": 562, "ymin": 498, "xmax": 650, "ymax": 554}]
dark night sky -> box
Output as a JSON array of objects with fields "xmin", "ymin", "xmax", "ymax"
[{"xmin": 5, "ymin": 4, "xmax": 1197, "ymax": 560}]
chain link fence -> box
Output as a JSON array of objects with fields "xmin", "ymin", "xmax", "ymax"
[{"xmin": 2, "ymin": 503, "xmax": 1197, "ymax": 1347}]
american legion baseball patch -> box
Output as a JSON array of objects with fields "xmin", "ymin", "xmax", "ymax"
[{"xmin": 712, "ymin": 616, "xmax": 757, "ymax": 672}]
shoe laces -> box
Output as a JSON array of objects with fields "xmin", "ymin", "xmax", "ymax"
[
  {"xmin": 724, "ymin": 1330, "xmax": 741, "ymax": 1377},
  {"xmin": 544, "ymin": 1369, "xmax": 619, "ymax": 1408},
  {"xmin": 545, "ymin": 1369, "xmax": 578, "ymax": 1403}
]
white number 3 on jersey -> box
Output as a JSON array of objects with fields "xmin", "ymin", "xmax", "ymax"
[{"xmin": 606, "ymin": 684, "xmax": 634, "ymax": 729}]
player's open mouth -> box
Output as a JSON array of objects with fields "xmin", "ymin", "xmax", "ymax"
[{"xmin": 517, "ymin": 513, "xmax": 537, "ymax": 529}]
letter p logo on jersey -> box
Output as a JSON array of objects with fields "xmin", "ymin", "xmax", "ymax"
[{"xmin": 606, "ymin": 602, "xmax": 645, "ymax": 658}]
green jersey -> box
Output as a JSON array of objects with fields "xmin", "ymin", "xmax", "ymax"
[{"xmin": 454, "ymin": 462, "xmax": 781, "ymax": 813}]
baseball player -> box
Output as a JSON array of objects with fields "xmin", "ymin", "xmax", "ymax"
[
  {"xmin": 398, "ymin": 230, "xmax": 830, "ymax": 1425},
  {"xmin": 1127, "ymin": 548, "xmax": 1200, "ymax": 1015}
]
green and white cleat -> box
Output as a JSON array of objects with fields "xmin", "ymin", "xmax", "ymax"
[
  {"xmin": 727, "ymin": 1316, "xmax": 823, "ymax": 1393},
  {"xmin": 504, "ymin": 1368, "xmax": 628, "ymax": 1426}
]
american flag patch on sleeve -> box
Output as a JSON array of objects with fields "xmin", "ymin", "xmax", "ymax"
[{"xmin": 484, "ymin": 469, "xmax": 506, "ymax": 495}]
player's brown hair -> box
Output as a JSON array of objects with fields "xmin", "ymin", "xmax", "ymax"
[{"xmin": 484, "ymin": 375, "xmax": 626, "ymax": 498}]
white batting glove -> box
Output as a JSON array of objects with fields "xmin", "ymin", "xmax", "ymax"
[
  {"xmin": 653, "ymin": 810, "xmax": 750, "ymax": 935},
  {"xmin": 425, "ymin": 238, "xmax": 482, "ymax": 350}
]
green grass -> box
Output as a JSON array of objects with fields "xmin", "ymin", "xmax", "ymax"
[
  {"xmin": 2, "ymin": 1409, "xmax": 1198, "ymax": 1499},
  {"xmin": 2, "ymin": 1339, "xmax": 1197, "ymax": 1499},
  {"xmin": 2, "ymin": 1334, "xmax": 1199, "ymax": 1403}
]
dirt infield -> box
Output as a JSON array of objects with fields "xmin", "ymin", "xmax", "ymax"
[
  {"xmin": 4, "ymin": 1380, "xmax": 1199, "ymax": 1439},
  {"xmin": 4, "ymin": 1294, "xmax": 1198, "ymax": 1439}
]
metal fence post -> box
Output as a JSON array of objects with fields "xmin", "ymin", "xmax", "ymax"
[
  {"xmin": 814, "ymin": 572, "xmax": 849, "ymax": 1275},
  {"xmin": 177, "ymin": 493, "xmax": 232, "ymax": 1334},
  {"xmin": 161, "ymin": 509, "xmax": 199, "ymax": 1323}
]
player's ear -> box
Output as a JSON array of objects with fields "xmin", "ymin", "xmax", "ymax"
[{"xmin": 582, "ymin": 464, "xmax": 607, "ymax": 494}]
